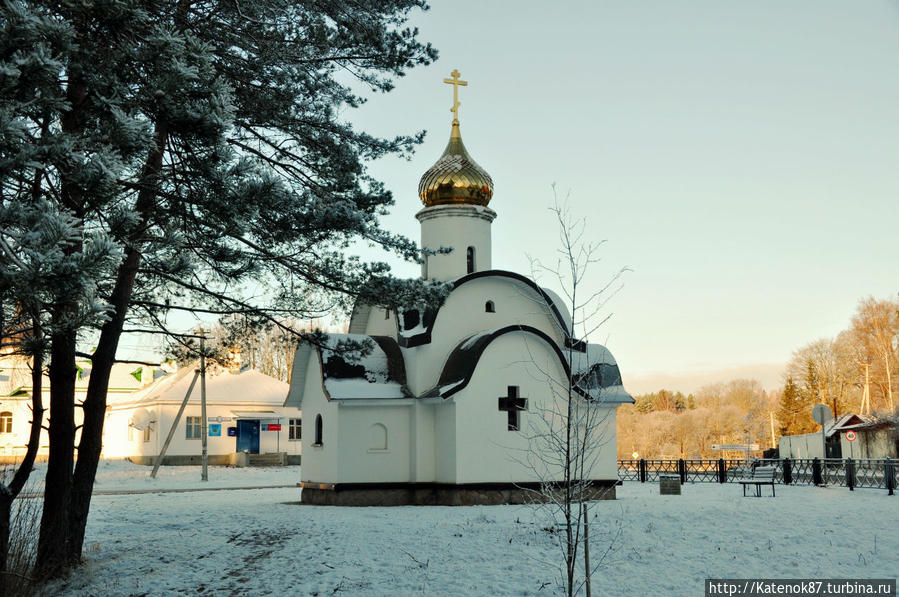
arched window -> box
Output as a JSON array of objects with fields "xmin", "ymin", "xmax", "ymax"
[
  {"xmin": 403, "ymin": 309, "xmax": 420, "ymax": 330},
  {"xmin": 314, "ymin": 414, "xmax": 323, "ymax": 446},
  {"xmin": 384, "ymin": 308, "xmax": 390, "ymax": 320},
  {"xmin": 369, "ymin": 423, "xmax": 388, "ymax": 451},
  {"xmin": 485, "ymin": 300, "xmax": 495, "ymax": 313},
  {"xmin": 466, "ymin": 246, "xmax": 476, "ymax": 274},
  {"xmin": 0, "ymin": 411, "xmax": 11, "ymax": 434}
]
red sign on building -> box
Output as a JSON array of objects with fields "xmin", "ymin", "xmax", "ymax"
[{"xmin": 266, "ymin": 424, "xmax": 282, "ymax": 431}]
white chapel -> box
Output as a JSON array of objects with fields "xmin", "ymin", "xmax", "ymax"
[{"xmin": 285, "ymin": 71, "xmax": 634, "ymax": 505}]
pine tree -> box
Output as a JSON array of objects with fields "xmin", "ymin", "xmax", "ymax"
[
  {"xmin": 776, "ymin": 377, "xmax": 802, "ymax": 435},
  {"xmin": 2, "ymin": 0, "xmax": 441, "ymax": 578}
]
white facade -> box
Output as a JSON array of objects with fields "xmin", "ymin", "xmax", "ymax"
[
  {"xmin": 417, "ymin": 204, "xmax": 496, "ymax": 280},
  {"xmin": 289, "ymin": 272, "xmax": 630, "ymax": 500},
  {"xmin": 0, "ymin": 357, "xmax": 300, "ymax": 465},
  {"xmin": 0, "ymin": 357, "xmax": 159, "ymax": 462},
  {"xmin": 104, "ymin": 367, "xmax": 300, "ymax": 464},
  {"xmin": 287, "ymin": 103, "xmax": 633, "ymax": 504}
]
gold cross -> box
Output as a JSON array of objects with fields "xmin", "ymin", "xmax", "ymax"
[{"xmin": 443, "ymin": 69, "xmax": 468, "ymax": 123}]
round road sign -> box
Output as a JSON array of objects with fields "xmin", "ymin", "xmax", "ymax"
[
  {"xmin": 845, "ymin": 430, "xmax": 857, "ymax": 442},
  {"xmin": 812, "ymin": 403, "xmax": 832, "ymax": 425}
]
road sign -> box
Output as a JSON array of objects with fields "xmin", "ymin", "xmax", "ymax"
[
  {"xmin": 845, "ymin": 430, "xmax": 857, "ymax": 442},
  {"xmin": 711, "ymin": 444, "xmax": 760, "ymax": 451},
  {"xmin": 631, "ymin": 451, "xmax": 639, "ymax": 459},
  {"xmin": 812, "ymin": 403, "xmax": 832, "ymax": 425}
]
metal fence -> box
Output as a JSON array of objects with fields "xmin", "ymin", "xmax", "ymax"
[{"xmin": 618, "ymin": 457, "xmax": 898, "ymax": 494}]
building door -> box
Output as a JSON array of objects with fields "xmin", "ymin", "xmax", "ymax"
[{"xmin": 236, "ymin": 420, "xmax": 260, "ymax": 454}]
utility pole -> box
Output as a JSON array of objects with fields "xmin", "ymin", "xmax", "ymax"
[
  {"xmin": 200, "ymin": 331, "xmax": 209, "ymax": 482},
  {"xmin": 860, "ymin": 364, "xmax": 871, "ymax": 415},
  {"xmin": 769, "ymin": 411, "xmax": 776, "ymax": 449},
  {"xmin": 150, "ymin": 370, "xmax": 201, "ymax": 479}
]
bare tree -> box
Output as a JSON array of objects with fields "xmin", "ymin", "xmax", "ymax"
[
  {"xmin": 521, "ymin": 189, "xmax": 628, "ymax": 597},
  {"xmin": 850, "ymin": 296, "xmax": 898, "ymax": 413}
]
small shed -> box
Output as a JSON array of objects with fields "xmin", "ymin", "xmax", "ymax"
[{"xmin": 839, "ymin": 417, "xmax": 899, "ymax": 459}]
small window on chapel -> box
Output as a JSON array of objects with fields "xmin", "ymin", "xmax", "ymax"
[
  {"xmin": 384, "ymin": 308, "xmax": 390, "ymax": 320},
  {"xmin": 485, "ymin": 300, "xmax": 495, "ymax": 313},
  {"xmin": 466, "ymin": 246, "xmax": 476, "ymax": 274},
  {"xmin": 313, "ymin": 414, "xmax": 323, "ymax": 446}
]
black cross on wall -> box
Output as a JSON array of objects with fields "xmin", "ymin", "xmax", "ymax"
[{"xmin": 498, "ymin": 386, "xmax": 527, "ymax": 431}]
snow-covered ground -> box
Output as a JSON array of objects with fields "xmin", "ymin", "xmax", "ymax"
[
  {"xmin": 20, "ymin": 460, "xmax": 301, "ymax": 494},
  {"xmin": 15, "ymin": 463, "xmax": 897, "ymax": 596}
]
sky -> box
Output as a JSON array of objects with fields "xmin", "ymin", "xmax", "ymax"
[{"xmin": 337, "ymin": 0, "xmax": 899, "ymax": 392}]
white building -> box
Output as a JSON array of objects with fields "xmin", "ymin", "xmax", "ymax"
[
  {"xmin": 286, "ymin": 75, "xmax": 634, "ymax": 505},
  {"xmin": 104, "ymin": 365, "xmax": 301, "ymax": 465},
  {"xmin": 0, "ymin": 356, "xmax": 301, "ymax": 465},
  {"xmin": 1, "ymin": 356, "xmax": 159, "ymax": 463}
]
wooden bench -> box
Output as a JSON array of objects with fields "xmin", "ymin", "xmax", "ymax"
[{"xmin": 738, "ymin": 466, "xmax": 776, "ymax": 497}]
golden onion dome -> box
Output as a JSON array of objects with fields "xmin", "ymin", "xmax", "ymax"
[{"xmin": 418, "ymin": 121, "xmax": 494, "ymax": 207}]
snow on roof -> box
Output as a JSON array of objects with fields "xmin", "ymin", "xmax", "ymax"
[
  {"xmin": 319, "ymin": 334, "xmax": 409, "ymax": 400},
  {"xmin": 568, "ymin": 343, "xmax": 634, "ymax": 404},
  {"xmin": 824, "ymin": 413, "xmax": 876, "ymax": 436},
  {"xmin": 107, "ymin": 366, "xmax": 288, "ymax": 407}
]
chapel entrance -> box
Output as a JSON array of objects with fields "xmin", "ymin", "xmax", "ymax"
[{"xmin": 236, "ymin": 419, "xmax": 260, "ymax": 453}]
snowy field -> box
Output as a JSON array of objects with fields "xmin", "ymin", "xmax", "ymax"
[{"xmin": 14, "ymin": 462, "xmax": 897, "ymax": 596}]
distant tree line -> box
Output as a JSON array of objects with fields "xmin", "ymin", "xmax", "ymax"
[
  {"xmin": 618, "ymin": 380, "xmax": 775, "ymax": 459},
  {"xmin": 617, "ymin": 295, "xmax": 898, "ymax": 458}
]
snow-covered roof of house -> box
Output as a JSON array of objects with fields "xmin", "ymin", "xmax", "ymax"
[
  {"xmin": 285, "ymin": 334, "xmax": 409, "ymax": 406},
  {"xmin": 107, "ymin": 365, "xmax": 288, "ymax": 407},
  {"xmin": 825, "ymin": 413, "xmax": 876, "ymax": 436},
  {"xmin": 425, "ymin": 325, "xmax": 633, "ymax": 404}
]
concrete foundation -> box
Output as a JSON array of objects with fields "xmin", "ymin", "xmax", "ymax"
[{"xmin": 301, "ymin": 480, "xmax": 618, "ymax": 506}]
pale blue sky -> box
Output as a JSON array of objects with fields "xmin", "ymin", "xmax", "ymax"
[{"xmin": 348, "ymin": 0, "xmax": 899, "ymax": 387}]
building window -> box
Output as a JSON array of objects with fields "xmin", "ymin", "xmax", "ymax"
[
  {"xmin": 186, "ymin": 416, "xmax": 202, "ymax": 440},
  {"xmin": 466, "ymin": 246, "xmax": 475, "ymax": 274},
  {"xmin": 402, "ymin": 309, "xmax": 420, "ymax": 330},
  {"xmin": 384, "ymin": 308, "xmax": 390, "ymax": 320},
  {"xmin": 485, "ymin": 300, "xmax": 495, "ymax": 313},
  {"xmin": 0, "ymin": 411, "xmax": 12, "ymax": 433},
  {"xmin": 289, "ymin": 418, "xmax": 302, "ymax": 441},
  {"xmin": 369, "ymin": 423, "xmax": 388, "ymax": 451},
  {"xmin": 143, "ymin": 426, "xmax": 151, "ymax": 442},
  {"xmin": 313, "ymin": 414, "xmax": 323, "ymax": 446}
]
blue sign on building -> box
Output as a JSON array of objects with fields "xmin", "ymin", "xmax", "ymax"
[
  {"xmin": 227, "ymin": 426, "xmax": 237, "ymax": 437},
  {"xmin": 208, "ymin": 423, "xmax": 222, "ymax": 437}
]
